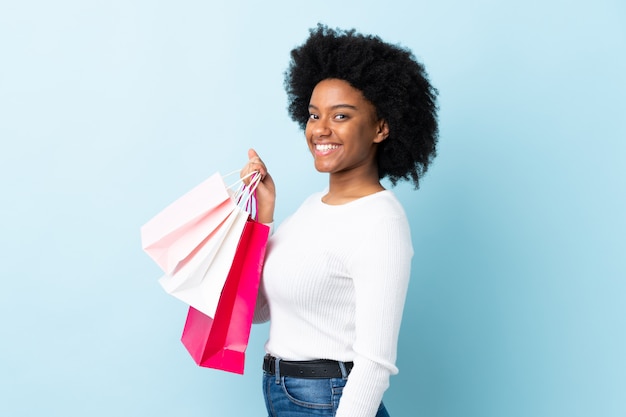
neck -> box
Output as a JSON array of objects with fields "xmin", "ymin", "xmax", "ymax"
[{"xmin": 324, "ymin": 165, "xmax": 385, "ymax": 205}]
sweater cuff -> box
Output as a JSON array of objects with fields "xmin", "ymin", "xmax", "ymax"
[{"xmin": 262, "ymin": 222, "xmax": 274, "ymax": 235}]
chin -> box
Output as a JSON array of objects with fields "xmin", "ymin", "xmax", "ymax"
[{"xmin": 313, "ymin": 162, "xmax": 334, "ymax": 173}]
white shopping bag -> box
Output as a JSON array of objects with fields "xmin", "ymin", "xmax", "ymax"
[{"xmin": 158, "ymin": 206, "xmax": 249, "ymax": 317}]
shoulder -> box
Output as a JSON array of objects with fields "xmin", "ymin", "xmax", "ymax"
[
  {"xmin": 351, "ymin": 190, "xmax": 409, "ymax": 222},
  {"xmin": 345, "ymin": 191, "xmax": 413, "ymax": 247},
  {"xmin": 369, "ymin": 190, "xmax": 406, "ymax": 213}
]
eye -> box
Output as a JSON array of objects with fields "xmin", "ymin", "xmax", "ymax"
[
  {"xmin": 308, "ymin": 113, "xmax": 319, "ymax": 120},
  {"xmin": 334, "ymin": 114, "xmax": 347, "ymax": 120}
]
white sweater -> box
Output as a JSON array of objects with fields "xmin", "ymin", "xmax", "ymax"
[{"xmin": 254, "ymin": 190, "xmax": 413, "ymax": 417}]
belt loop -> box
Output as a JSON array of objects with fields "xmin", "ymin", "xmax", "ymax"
[
  {"xmin": 274, "ymin": 357, "xmax": 281, "ymax": 384},
  {"xmin": 338, "ymin": 361, "xmax": 348, "ymax": 380}
]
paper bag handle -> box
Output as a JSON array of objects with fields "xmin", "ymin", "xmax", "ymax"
[{"xmin": 221, "ymin": 170, "xmax": 261, "ymax": 220}]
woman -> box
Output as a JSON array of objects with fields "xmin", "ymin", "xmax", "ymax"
[{"xmin": 241, "ymin": 24, "xmax": 438, "ymax": 417}]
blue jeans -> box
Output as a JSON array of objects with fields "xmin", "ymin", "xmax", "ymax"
[{"xmin": 262, "ymin": 372, "xmax": 390, "ymax": 416}]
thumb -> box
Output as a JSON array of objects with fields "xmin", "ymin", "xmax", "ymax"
[{"xmin": 248, "ymin": 148, "xmax": 259, "ymax": 160}]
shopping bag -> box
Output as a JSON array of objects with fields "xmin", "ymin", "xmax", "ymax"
[
  {"xmin": 181, "ymin": 218, "xmax": 270, "ymax": 374},
  {"xmin": 158, "ymin": 206, "xmax": 249, "ymax": 318},
  {"xmin": 141, "ymin": 172, "xmax": 235, "ymax": 275}
]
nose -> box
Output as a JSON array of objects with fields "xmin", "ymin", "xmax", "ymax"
[{"xmin": 310, "ymin": 118, "xmax": 331, "ymax": 137}]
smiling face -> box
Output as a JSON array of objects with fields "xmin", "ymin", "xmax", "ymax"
[{"xmin": 306, "ymin": 78, "xmax": 389, "ymax": 178}]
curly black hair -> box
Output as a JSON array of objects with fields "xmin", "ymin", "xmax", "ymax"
[{"xmin": 284, "ymin": 24, "xmax": 439, "ymax": 188}]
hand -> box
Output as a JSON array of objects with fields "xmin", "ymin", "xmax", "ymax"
[{"xmin": 241, "ymin": 148, "xmax": 276, "ymax": 224}]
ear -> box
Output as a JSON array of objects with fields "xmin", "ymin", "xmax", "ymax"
[{"xmin": 373, "ymin": 119, "xmax": 389, "ymax": 143}]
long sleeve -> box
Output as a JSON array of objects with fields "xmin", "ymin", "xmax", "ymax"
[{"xmin": 336, "ymin": 216, "xmax": 413, "ymax": 417}]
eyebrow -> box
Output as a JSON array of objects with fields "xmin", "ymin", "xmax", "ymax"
[{"xmin": 308, "ymin": 104, "xmax": 359, "ymax": 111}]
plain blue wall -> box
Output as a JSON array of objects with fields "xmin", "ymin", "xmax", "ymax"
[{"xmin": 1, "ymin": 1, "xmax": 624, "ymax": 416}]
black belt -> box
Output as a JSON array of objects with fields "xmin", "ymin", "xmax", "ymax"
[{"xmin": 263, "ymin": 354, "xmax": 353, "ymax": 379}]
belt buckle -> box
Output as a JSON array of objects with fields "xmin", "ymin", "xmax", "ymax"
[{"xmin": 263, "ymin": 354, "xmax": 275, "ymax": 374}]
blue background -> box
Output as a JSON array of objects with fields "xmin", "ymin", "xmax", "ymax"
[{"xmin": 1, "ymin": 1, "xmax": 624, "ymax": 416}]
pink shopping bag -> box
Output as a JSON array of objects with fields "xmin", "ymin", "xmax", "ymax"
[
  {"xmin": 181, "ymin": 218, "xmax": 270, "ymax": 374},
  {"xmin": 141, "ymin": 172, "xmax": 235, "ymax": 275}
]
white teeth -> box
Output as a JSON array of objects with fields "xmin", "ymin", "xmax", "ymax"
[{"xmin": 316, "ymin": 144, "xmax": 339, "ymax": 151}]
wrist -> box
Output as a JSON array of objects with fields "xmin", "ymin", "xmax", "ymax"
[{"xmin": 257, "ymin": 204, "xmax": 275, "ymax": 224}]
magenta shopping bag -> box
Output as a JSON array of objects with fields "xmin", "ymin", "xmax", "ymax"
[{"xmin": 181, "ymin": 218, "xmax": 269, "ymax": 374}]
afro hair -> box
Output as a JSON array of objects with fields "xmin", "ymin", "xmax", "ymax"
[{"xmin": 284, "ymin": 24, "xmax": 439, "ymax": 188}]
